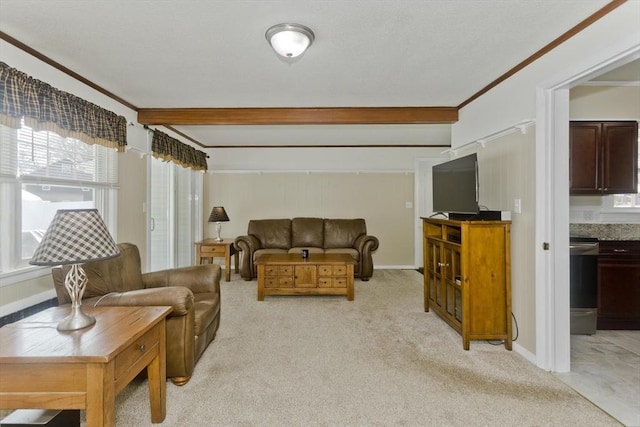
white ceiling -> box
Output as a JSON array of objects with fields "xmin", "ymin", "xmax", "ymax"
[{"xmin": 0, "ymin": 0, "xmax": 615, "ymax": 148}]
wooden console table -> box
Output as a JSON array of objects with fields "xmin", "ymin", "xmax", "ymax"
[
  {"xmin": 256, "ymin": 253, "xmax": 355, "ymax": 301},
  {"xmin": 0, "ymin": 305, "xmax": 171, "ymax": 427},
  {"xmin": 195, "ymin": 238, "xmax": 239, "ymax": 282}
]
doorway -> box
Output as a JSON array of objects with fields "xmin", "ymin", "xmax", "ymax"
[{"xmin": 538, "ymin": 49, "xmax": 640, "ymax": 372}]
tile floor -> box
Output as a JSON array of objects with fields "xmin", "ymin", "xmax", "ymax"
[{"xmin": 556, "ymin": 330, "xmax": 640, "ymax": 427}]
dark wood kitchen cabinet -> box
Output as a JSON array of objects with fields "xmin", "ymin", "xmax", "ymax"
[
  {"xmin": 597, "ymin": 240, "xmax": 640, "ymax": 330},
  {"xmin": 569, "ymin": 121, "xmax": 638, "ymax": 195}
]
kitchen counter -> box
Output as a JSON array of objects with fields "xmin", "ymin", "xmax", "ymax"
[{"xmin": 570, "ymin": 223, "xmax": 640, "ymax": 241}]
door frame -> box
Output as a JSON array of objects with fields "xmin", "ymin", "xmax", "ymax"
[{"xmin": 536, "ymin": 47, "xmax": 640, "ymax": 372}]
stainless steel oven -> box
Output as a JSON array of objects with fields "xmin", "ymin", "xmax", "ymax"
[{"xmin": 570, "ymin": 235, "xmax": 599, "ymax": 335}]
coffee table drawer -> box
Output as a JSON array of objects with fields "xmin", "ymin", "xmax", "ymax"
[
  {"xmin": 264, "ymin": 276, "xmax": 294, "ymax": 288},
  {"xmin": 333, "ymin": 277, "xmax": 347, "ymax": 288},
  {"xmin": 318, "ymin": 265, "xmax": 347, "ymax": 276},
  {"xmin": 264, "ymin": 265, "xmax": 293, "ymax": 276},
  {"xmin": 318, "ymin": 277, "xmax": 347, "ymax": 288}
]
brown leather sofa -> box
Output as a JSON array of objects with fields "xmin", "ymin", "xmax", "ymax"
[
  {"xmin": 51, "ymin": 242, "xmax": 221, "ymax": 386},
  {"xmin": 234, "ymin": 217, "xmax": 379, "ymax": 281}
]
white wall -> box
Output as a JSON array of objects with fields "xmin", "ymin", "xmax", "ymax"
[
  {"xmin": 205, "ymin": 172, "xmax": 416, "ymax": 267},
  {"xmin": 208, "ymin": 146, "xmax": 445, "ymax": 172}
]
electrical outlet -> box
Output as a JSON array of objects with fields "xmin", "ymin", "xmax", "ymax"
[{"xmin": 513, "ymin": 199, "xmax": 522, "ymax": 214}]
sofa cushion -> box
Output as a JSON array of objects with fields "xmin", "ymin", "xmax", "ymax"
[
  {"xmin": 291, "ymin": 217, "xmax": 324, "ymax": 248},
  {"xmin": 288, "ymin": 247, "xmax": 325, "ymax": 255},
  {"xmin": 253, "ymin": 248, "xmax": 288, "ymax": 261},
  {"xmin": 248, "ymin": 219, "xmax": 291, "ymax": 249},
  {"xmin": 324, "ymin": 219, "xmax": 366, "ymax": 249},
  {"xmin": 325, "ymin": 247, "xmax": 359, "ymax": 261}
]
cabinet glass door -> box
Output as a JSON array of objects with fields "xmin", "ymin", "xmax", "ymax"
[
  {"xmin": 427, "ymin": 240, "xmax": 441, "ymax": 305},
  {"xmin": 443, "ymin": 244, "xmax": 461, "ymax": 323}
]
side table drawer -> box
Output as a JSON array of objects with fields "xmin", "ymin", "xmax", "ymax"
[
  {"xmin": 114, "ymin": 322, "xmax": 161, "ymax": 383},
  {"xmin": 200, "ymin": 245, "xmax": 225, "ymax": 256}
]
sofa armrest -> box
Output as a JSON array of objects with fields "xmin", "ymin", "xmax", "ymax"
[
  {"xmin": 353, "ymin": 234, "xmax": 379, "ymax": 281},
  {"xmin": 234, "ymin": 235, "xmax": 262, "ymax": 280},
  {"xmin": 142, "ymin": 264, "xmax": 221, "ymax": 295},
  {"xmin": 353, "ymin": 234, "xmax": 379, "ymax": 254},
  {"xmin": 234, "ymin": 234, "xmax": 261, "ymax": 253},
  {"xmin": 92, "ymin": 286, "xmax": 194, "ymax": 316}
]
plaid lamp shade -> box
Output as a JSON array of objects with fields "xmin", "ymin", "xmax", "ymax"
[
  {"xmin": 208, "ymin": 206, "xmax": 230, "ymax": 222},
  {"xmin": 29, "ymin": 209, "xmax": 120, "ymax": 266}
]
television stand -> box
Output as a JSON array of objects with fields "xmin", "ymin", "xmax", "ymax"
[{"xmin": 422, "ymin": 217, "xmax": 512, "ymax": 350}]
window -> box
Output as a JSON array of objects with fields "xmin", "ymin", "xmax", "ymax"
[
  {"xmin": 148, "ymin": 156, "xmax": 202, "ymax": 272},
  {"xmin": 0, "ymin": 121, "xmax": 118, "ymax": 277},
  {"xmin": 612, "ymin": 135, "xmax": 640, "ymax": 208}
]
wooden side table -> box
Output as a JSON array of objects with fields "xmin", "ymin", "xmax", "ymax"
[
  {"xmin": 195, "ymin": 238, "xmax": 239, "ymax": 282},
  {"xmin": 0, "ymin": 305, "xmax": 171, "ymax": 427}
]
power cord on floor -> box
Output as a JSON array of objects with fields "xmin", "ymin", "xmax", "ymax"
[{"xmin": 488, "ymin": 312, "xmax": 519, "ymax": 346}]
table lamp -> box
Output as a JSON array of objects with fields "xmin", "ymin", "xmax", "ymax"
[
  {"xmin": 208, "ymin": 206, "xmax": 229, "ymax": 242},
  {"xmin": 29, "ymin": 208, "xmax": 120, "ymax": 331}
]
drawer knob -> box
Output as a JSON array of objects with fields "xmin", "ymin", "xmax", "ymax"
[{"xmin": 139, "ymin": 344, "xmax": 146, "ymax": 352}]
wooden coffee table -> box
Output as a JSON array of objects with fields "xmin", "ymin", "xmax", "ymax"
[
  {"xmin": 0, "ymin": 305, "xmax": 171, "ymax": 427},
  {"xmin": 256, "ymin": 253, "xmax": 355, "ymax": 301}
]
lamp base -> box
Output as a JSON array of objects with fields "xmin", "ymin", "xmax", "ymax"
[
  {"xmin": 57, "ymin": 305, "xmax": 96, "ymax": 331},
  {"xmin": 214, "ymin": 222, "xmax": 223, "ymax": 242}
]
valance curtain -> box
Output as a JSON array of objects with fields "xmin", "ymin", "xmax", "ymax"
[
  {"xmin": 151, "ymin": 129, "xmax": 208, "ymax": 172},
  {"xmin": 0, "ymin": 62, "xmax": 127, "ymax": 151}
]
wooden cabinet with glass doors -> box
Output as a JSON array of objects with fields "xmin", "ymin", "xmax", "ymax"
[{"xmin": 422, "ymin": 217, "xmax": 512, "ymax": 350}]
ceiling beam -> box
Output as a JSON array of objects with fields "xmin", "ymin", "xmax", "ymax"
[{"xmin": 137, "ymin": 107, "xmax": 458, "ymax": 126}]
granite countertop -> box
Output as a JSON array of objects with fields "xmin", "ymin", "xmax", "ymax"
[{"xmin": 570, "ymin": 223, "xmax": 640, "ymax": 241}]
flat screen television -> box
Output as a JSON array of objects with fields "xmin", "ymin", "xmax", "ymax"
[{"xmin": 432, "ymin": 153, "xmax": 479, "ymax": 215}]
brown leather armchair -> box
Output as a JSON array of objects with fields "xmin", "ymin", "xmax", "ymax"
[{"xmin": 51, "ymin": 243, "xmax": 221, "ymax": 386}]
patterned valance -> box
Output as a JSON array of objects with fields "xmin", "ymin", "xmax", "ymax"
[
  {"xmin": 0, "ymin": 62, "xmax": 127, "ymax": 151},
  {"xmin": 151, "ymin": 129, "xmax": 208, "ymax": 171}
]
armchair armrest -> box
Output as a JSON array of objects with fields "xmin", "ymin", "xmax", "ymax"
[
  {"xmin": 142, "ymin": 264, "xmax": 221, "ymax": 295},
  {"xmin": 92, "ymin": 286, "xmax": 194, "ymax": 316}
]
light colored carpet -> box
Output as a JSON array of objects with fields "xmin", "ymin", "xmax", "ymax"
[{"xmin": 108, "ymin": 270, "xmax": 618, "ymax": 426}]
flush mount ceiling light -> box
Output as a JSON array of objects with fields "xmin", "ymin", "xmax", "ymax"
[{"xmin": 265, "ymin": 23, "xmax": 315, "ymax": 58}]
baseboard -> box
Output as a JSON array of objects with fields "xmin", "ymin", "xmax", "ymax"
[
  {"xmin": 513, "ymin": 342, "xmax": 537, "ymax": 366},
  {"xmin": 373, "ymin": 265, "xmax": 417, "ymax": 270}
]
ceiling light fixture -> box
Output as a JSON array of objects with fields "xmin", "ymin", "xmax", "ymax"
[{"xmin": 265, "ymin": 23, "xmax": 315, "ymax": 58}]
